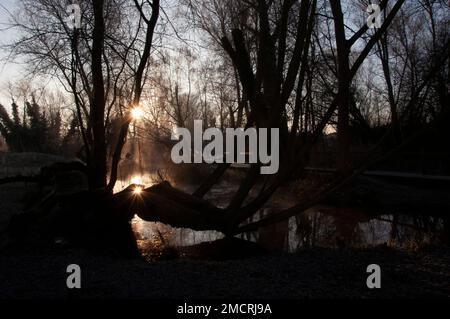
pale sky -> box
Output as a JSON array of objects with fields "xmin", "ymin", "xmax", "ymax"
[
  {"xmin": 0, "ymin": 0, "xmax": 189, "ymax": 108},
  {"xmin": 0, "ymin": 0, "xmax": 22, "ymax": 106}
]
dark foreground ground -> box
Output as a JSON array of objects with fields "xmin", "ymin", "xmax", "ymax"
[
  {"xmin": 1, "ymin": 153, "xmax": 449, "ymax": 299},
  {"xmin": 0, "ymin": 244, "xmax": 449, "ymax": 299}
]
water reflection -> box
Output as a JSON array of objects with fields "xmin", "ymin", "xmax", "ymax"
[
  {"xmin": 122, "ymin": 174, "xmax": 444, "ymax": 255},
  {"xmin": 132, "ymin": 217, "xmax": 223, "ymax": 247},
  {"xmin": 289, "ymin": 210, "xmax": 443, "ymax": 251},
  {"xmin": 132, "ymin": 210, "xmax": 444, "ymax": 256}
]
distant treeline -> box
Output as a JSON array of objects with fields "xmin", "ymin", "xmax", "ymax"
[{"xmin": 0, "ymin": 98, "xmax": 82, "ymax": 156}]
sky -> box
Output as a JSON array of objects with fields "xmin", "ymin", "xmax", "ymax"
[
  {"xmin": 0, "ymin": 0, "xmax": 22, "ymax": 106},
  {"xmin": 0, "ymin": 0, "xmax": 401, "ymax": 116},
  {"xmin": 0, "ymin": 0, "xmax": 187, "ymax": 108},
  {"xmin": 0, "ymin": 0, "xmax": 72, "ymax": 109}
]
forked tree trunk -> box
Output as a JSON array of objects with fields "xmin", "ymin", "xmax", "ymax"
[{"xmin": 107, "ymin": 0, "xmax": 160, "ymax": 193}]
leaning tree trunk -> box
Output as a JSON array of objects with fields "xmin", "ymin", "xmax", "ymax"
[{"xmin": 113, "ymin": 182, "xmax": 229, "ymax": 233}]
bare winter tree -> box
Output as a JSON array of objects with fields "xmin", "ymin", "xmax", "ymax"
[
  {"xmin": 4, "ymin": 0, "xmax": 448, "ymax": 254},
  {"xmin": 5, "ymin": 0, "xmax": 160, "ymax": 191},
  {"xmin": 114, "ymin": 0, "xmax": 409, "ymax": 237}
]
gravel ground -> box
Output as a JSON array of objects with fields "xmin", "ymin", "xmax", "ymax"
[{"xmin": 0, "ymin": 246, "xmax": 449, "ymax": 299}]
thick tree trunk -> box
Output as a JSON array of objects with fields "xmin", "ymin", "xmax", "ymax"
[
  {"xmin": 330, "ymin": 1, "xmax": 352, "ymax": 174},
  {"xmin": 90, "ymin": 0, "xmax": 107, "ymax": 190},
  {"xmin": 107, "ymin": 0, "xmax": 160, "ymax": 193},
  {"xmin": 114, "ymin": 182, "xmax": 229, "ymax": 233}
]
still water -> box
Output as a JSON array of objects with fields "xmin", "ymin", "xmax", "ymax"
[{"xmin": 117, "ymin": 174, "xmax": 444, "ymax": 254}]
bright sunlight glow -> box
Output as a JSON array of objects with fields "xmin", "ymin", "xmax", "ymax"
[
  {"xmin": 131, "ymin": 176, "xmax": 143, "ymax": 185},
  {"xmin": 131, "ymin": 107, "xmax": 144, "ymax": 120},
  {"xmin": 133, "ymin": 186, "xmax": 143, "ymax": 195}
]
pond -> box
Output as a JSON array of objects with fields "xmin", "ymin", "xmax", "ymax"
[
  {"xmin": 121, "ymin": 173, "xmax": 444, "ymax": 257},
  {"xmin": 131, "ymin": 213, "xmax": 444, "ymax": 256}
]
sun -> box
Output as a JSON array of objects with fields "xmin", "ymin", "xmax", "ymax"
[
  {"xmin": 131, "ymin": 107, "xmax": 144, "ymax": 120},
  {"xmin": 133, "ymin": 186, "xmax": 143, "ymax": 195}
]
